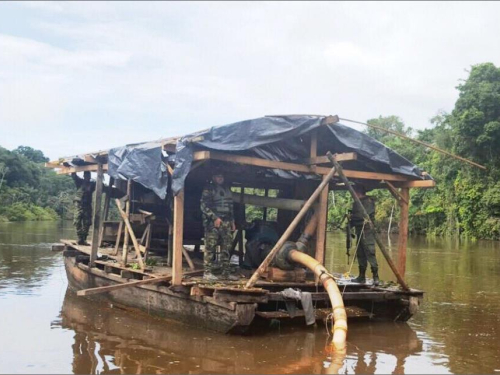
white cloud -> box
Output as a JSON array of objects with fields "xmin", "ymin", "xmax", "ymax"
[{"xmin": 1, "ymin": 2, "xmax": 500, "ymax": 160}]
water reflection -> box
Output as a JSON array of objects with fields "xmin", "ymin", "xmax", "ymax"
[
  {"xmin": 2, "ymin": 222, "xmax": 500, "ymax": 373},
  {"xmin": 54, "ymin": 289, "xmax": 429, "ymax": 374}
]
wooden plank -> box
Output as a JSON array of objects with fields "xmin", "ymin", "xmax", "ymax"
[
  {"xmin": 302, "ymin": 152, "xmax": 357, "ymax": 165},
  {"xmin": 263, "ymin": 267, "xmax": 306, "ymax": 282},
  {"xmin": 206, "ymin": 151, "xmax": 409, "ymax": 181},
  {"xmin": 315, "ymin": 175, "xmax": 329, "ymax": 264},
  {"xmin": 77, "ymin": 275, "xmax": 172, "ymax": 297},
  {"xmin": 89, "ymin": 163, "xmax": 104, "ymax": 267},
  {"xmin": 214, "ymin": 290, "xmax": 268, "ymax": 304},
  {"xmin": 172, "ymin": 189, "xmax": 185, "ymax": 285},
  {"xmin": 395, "ymin": 180, "xmax": 436, "ymax": 188},
  {"xmin": 56, "ymin": 164, "xmax": 109, "ymax": 175},
  {"xmin": 397, "ymin": 188, "xmax": 410, "ymax": 277},
  {"xmin": 115, "ymin": 199, "xmax": 145, "ymax": 270}
]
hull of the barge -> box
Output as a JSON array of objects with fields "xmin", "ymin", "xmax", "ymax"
[{"xmin": 63, "ymin": 255, "xmax": 256, "ymax": 334}]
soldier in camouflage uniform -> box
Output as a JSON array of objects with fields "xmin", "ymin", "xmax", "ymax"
[
  {"xmin": 350, "ymin": 184, "xmax": 379, "ymax": 286},
  {"xmin": 200, "ymin": 169, "xmax": 236, "ymax": 281},
  {"xmin": 72, "ymin": 172, "xmax": 96, "ymax": 245}
]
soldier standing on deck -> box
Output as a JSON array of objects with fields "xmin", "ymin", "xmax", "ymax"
[
  {"xmin": 200, "ymin": 169, "xmax": 237, "ymax": 281},
  {"xmin": 72, "ymin": 171, "xmax": 96, "ymax": 245},
  {"xmin": 350, "ymin": 184, "xmax": 380, "ymax": 286}
]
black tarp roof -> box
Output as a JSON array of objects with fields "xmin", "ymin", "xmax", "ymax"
[{"xmin": 105, "ymin": 115, "xmax": 431, "ymax": 198}]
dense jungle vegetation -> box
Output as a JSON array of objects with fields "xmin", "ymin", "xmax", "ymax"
[
  {"xmin": 0, "ymin": 146, "xmax": 74, "ymax": 222},
  {"xmin": 1, "ymin": 63, "xmax": 499, "ymax": 240}
]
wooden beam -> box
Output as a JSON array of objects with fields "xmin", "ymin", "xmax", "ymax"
[
  {"xmin": 302, "ymin": 153, "xmax": 358, "ymax": 165},
  {"xmin": 99, "ymin": 177, "xmax": 113, "ymax": 247},
  {"xmin": 397, "ymin": 188, "xmax": 410, "ymax": 277},
  {"xmin": 315, "ymin": 176, "xmax": 329, "ymax": 264},
  {"xmin": 56, "ymin": 164, "xmax": 109, "ymax": 175},
  {"xmin": 77, "ymin": 275, "xmax": 170, "ymax": 296},
  {"xmin": 205, "ymin": 151, "xmax": 409, "ymax": 181},
  {"xmin": 172, "ymin": 189, "xmax": 185, "ymax": 285},
  {"xmin": 385, "ymin": 181, "xmax": 408, "ymax": 205},
  {"xmin": 395, "ymin": 180, "xmax": 436, "ymax": 188},
  {"xmin": 89, "ymin": 163, "xmax": 104, "ymax": 267},
  {"xmin": 121, "ymin": 180, "xmax": 132, "ymax": 266},
  {"xmin": 310, "ymin": 130, "xmax": 318, "ymax": 159},
  {"xmin": 115, "ymin": 198, "xmax": 145, "ymax": 270}
]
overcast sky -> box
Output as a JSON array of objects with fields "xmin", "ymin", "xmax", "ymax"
[{"xmin": 1, "ymin": 2, "xmax": 499, "ymax": 160}]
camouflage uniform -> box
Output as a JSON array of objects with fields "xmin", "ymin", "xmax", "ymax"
[
  {"xmin": 200, "ymin": 183, "xmax": 235, "ymax": 275},
  {"xmin": 72, "ymin": 175, "xmax": 96, "ymax": 244},
  {"xmin": 350, "ymin": 196, "xmax": 378, "ymax": 272}
]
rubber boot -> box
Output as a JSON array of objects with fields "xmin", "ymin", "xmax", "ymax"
[
  {"xmin": 351, "ymin": 266, "xmax": 366, "ymax": 284},
  {"xmin": 203, "ymin": 270, "xmax": 219, "ymax": 282},
  {"xmin": 372, "ymin": 267, "xmax": 380, "ymax": 286}
]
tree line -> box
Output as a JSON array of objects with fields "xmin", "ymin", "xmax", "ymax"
[
  {"xmin": 329, "ymin": 62, "xmax": 500, "ymax": 240},
  {"xmin": 1, "ymin": 63, "xmax": 499, "ymax": 240}
]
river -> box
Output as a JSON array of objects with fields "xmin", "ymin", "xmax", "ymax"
[{"xmin": 0, "ymin": 221, "xmax": 499, "ymax": 374}]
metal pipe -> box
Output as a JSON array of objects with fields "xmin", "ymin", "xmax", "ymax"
[{"xmin": 288, "ymin": 250, "xmax": 347, "ymax": 351}]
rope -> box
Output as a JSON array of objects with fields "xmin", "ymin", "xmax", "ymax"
[{"xmin": 341, "ymin": 220, "xmax": 366, "ymax": 297}]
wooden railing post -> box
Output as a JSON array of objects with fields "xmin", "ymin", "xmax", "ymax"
[
  {"xmin": 121, "ymin": 179, "xmax": 132, "ymax": 266},
  {"xmin": 397, "ymin": 188, "xmax": 410, "ymax": 277},
  {"xmin": 90, "ymin": 162, "xmax": 104, "ymax": 267},
  {"xmin": 172, "ymin": 189, "xmax": 185, "ymax": 286}
]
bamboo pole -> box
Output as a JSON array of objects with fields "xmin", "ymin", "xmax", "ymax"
[
  {"xmin": 115, "ymin": 199, "xmax": 145, "ymax": 270},
  {"xmin": 99, "ymin": 177, "xmax": 113, "ymax": 247},
  {"xmin": 245, "ymin": 163, "xmax": 338, "ymax": 289},
  {"xmin": 327, "ymin": 152, "xmax": 410, "ymax": 290},
  {"xmin": 339, "ymin": 117, "xmax": 486, "ymax": 170}
]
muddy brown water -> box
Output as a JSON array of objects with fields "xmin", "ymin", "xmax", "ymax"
[{"xmin": 0, "ymin": 221, "xmax": 499, "ymax": 374}]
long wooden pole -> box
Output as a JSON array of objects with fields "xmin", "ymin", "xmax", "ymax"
[
  {"xmin": 99, "ymin": 177, "xmax": 113, "ymax": 247},
  {"xmin": 245, "ymin": 163, "xmax": 338, "ymax": 289},
  {"xmin": 115, "ymin": 199, "xmax": 145, "ymax": 270},
  {"xmin": 121, "ymin": 179, "xmax": 132, "ymax": 266},
  {"xmin": 172, "ymin": 189, "xmax": 185, "ymax": 286},
  {"xmin": 89, "ymin": 162, "xmax": 104, "ymax": 267},
  {"xmin": 327, "ymin": 152, "xmax": 410, "ymax": 290},
  {"xmin": 315, "ymin": 175, "xmax": 329, "ymax": 263},
  {"xmin": 397, "ymin": 188, "xmax": 410, "ymax": 277},
  {"xmin": 339, "ymin": 117, "xmax": 486, "ymax": 170}
]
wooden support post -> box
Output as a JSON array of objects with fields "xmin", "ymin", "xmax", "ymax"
[
  {"xmin": 113, "ymin": 222, "xmax": 123, "ymax": 256},
  {"xmin": 327, "ymin": 153, "xmax": 410, "ymax": 290},
  {"xmin": 172, "ymin": 189, "xmax": 185, "ymax": 286},
  {"xmin": 115, "ymin": 199, "xmax": 145, "ymax": 270},
  {"xmin": 397, "ymin": 188, "xmax": 410, "ymax": 277},
  {"xmin": 99, "ymin": 177, "xmax": 113, "ymax": 246},
  {"xmin": 245, "ymin": 163, "xmax": 338, "ymax": 289},
  {"xmin": 121, "ymin": 179, "xmax": 132, "ymax": 266},
  {"xmin": 89, "ymin": 162, "xmax": 104, "ymax": 267},
  {"xmin": 315, "ymin": 175, "xmax": 329, "ymax": 264}
]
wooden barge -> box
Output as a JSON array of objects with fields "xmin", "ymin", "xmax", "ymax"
[{"xmin": 48, "ymin": 115, "xmax": 434, "ymax": 334}]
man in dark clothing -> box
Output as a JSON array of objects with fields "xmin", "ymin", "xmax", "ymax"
[
  {"xmin": 350, "ymin": 184, "xmax": 379, "ymax": 286},
  {"xmin": 72, "ymin": 171, "xmax": 96, "ymax": 245},
  {"xmin": 200, "ymin": 169, "xmax": 236, "ymax": 281}
]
